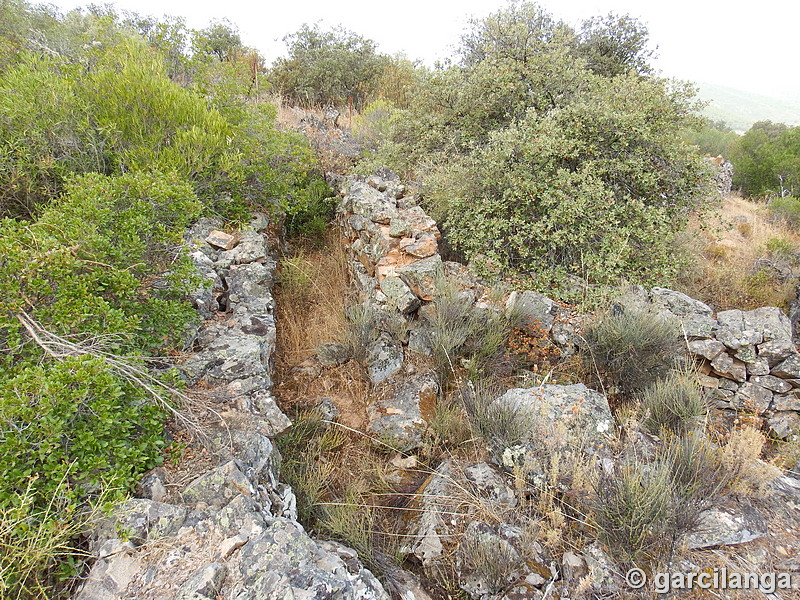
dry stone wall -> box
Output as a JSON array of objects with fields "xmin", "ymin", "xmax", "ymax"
[{"xmin": 74, "ymin": 215, "xmax": 389, "ymax": 600}]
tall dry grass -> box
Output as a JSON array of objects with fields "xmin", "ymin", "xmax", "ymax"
[{"xmin": 677, "ymin": 194, "xmax": 800, "ymax": 310}]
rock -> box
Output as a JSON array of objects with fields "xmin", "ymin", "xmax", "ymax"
[
  {"xmin": 94, "ymin": 499, "xmax": 187, "ymax": 549},
  {"xmin": 684, "ymin": 505, "xmax": 766, "ymax": 549},
  {"xmin": 407, "ymin": 461, "xmax": 459, "ymax": 565},
  {"xmin": 463, "ymin": 463, "xmax": 516, "ymax": 507},
  {"xmin": 397, "ymin": 255, "xmax": 444, "ymax": 301},
  {"xmin": 215, "ymin": 230, "xmax": 268, "ymax": 268},
  {"xmin": 175, "ymin": 563, "xmax": 227, "ymax": 600},
  {"xmin": 399, "ymin": 233, "xmax": 438, "ymax": 258},
  {"xmin": 458, "ymin": 521, "xmax": 523, "ymax": 598},
  {"xmin": 343, "ymin": 181, "xmax": 397, "ymax": 222},
  {"xmin": 207, "ymin": 428, "xmax": 279, "ymax": 485},
  {"xmin": 408, "ymin": 327, "xmax": 433, "ymax": 356},
  {"xmin": 687, "ymin": 339, "xmax": 725, "ymax": 361},
  {"xmin": 715, "ymin": 309, "xmax": 762, "ymax": 350},
  {"xmin": 380, "ymin": 275, "xmax": 421, "ymax": 315},
  {"xmin": 650, "ymin": 287, "xmax": 716, "ymax": 338},
  {"xmin": 181, "ymin": 460, "xmax": 255, "ymax": 509},
  {"xmin": 506, "ymin": 290, "xmax": 558, "ymax": 332},
  {"xmin": 766, "ymin": 411, "xmax": 800, "ymax": 439},
  {"xmin": 185, "ymin": 217, "xmax": 224, "ymax": 256},
  {"xmin": 205, "ymin": 230, "xmax": 238, "ymax": 250},
  {"xmin": 771, "ymin": 354, "xmax": 800, "ymax": 378},
  {"xmin": 746, "ymin": 357, "xmax": 771, "ymax": 376},
  {"xmin": 365, "ymin": 336, "xmax": 404, "ymax": 385},
  {"xmin": 368, "ymin": 374, "xmax": 437, "ymax": 450},
  {"xmin": 76, "ymin": 539, "xmax": 141, "ymax": 600},
  {"xmin": 315, "ymin": 397, "xmax": 340, "ymax": 422},
  {"xmin": 180, "ymin": 331, "xmax": 273, "ymax": 384},
  {"xmin": 137, "ymin": 467, "xmax": 169, "ymax": 503},
  {"xmin": 317, "ymin": 342, "xmax": 351, "ymax": 366},
  {"xmin": 710, "ymin": 352, "xmax": 747, "ymax": 382},
  {"xmin": 561, "ymin": 551, "xmax": 588, "ymax": 583},
  {"xmin": 750, "ymin": 375, "xmax": 793, "ymax": 394},
  {"xmin": 490, "ymin": 384, "xmax": 613, "ymax": 448},
  {"xmin": 189, "ymin": 250, "xmax": 223, "ymax": 318},
  {"xmin": 226, "ymin": 262, "xmax": 276, "ymax": 306},
  {"xmin": 239, "ymin": 518, "xmax": 389, "ymax": 600},
  {"xmin": 770, "ymin": 392, "xmax": 800, "ymax": 411},
  {"xmin": 388, "ymin": 218, "xmax": 411, "ymax": 238},
  {"xmin": 381, "ymin": 566, "xmax": 435, "ymax": 600},
  {"xmin": 731, "ymin": 382, "xmax": 773, "ymax": 414},
  {"xmin": 582, "ymin": 543, "xmax": 621, "ymax": 595}
]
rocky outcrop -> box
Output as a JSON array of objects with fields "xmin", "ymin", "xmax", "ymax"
[{"xmin": 75, "ymin": 215, "xmax": 388, "ymax": 600}]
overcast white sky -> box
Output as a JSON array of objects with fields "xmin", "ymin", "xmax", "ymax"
[{"xmin": 46, "ymin": 0, "xmax": 800, "ymax": 100}]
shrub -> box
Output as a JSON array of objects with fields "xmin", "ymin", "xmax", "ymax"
[
  {"xmin": 270, "ymin": 23, "xmax": 387, "ymax": 109},
  {"xmin": 767, "ymin": 196, "xmax": 800, "ymax": 226},
  {"xmin": 584, "ymin": 305, "xmax": 679, "ymax": 398},
  {"xmin": 593, "ymin": 457, "xmax": 678, "ymax": 564},
  {"xmin": 461, "ymin": 379, "xmax": 535, "ymax": 450},
  {"xmin": 443, "ymin": 75, "xmax": 711, "ymax": 285},
  {"xmin": 639, "ymin": 368, "xmax": 706, "ymax": 434}
]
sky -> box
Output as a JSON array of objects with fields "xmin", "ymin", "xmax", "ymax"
[{"xmin": 46, "ymin": 0, "xmax": 800, "ymax": 100}]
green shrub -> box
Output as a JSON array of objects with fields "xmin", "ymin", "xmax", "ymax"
[
  {"xmin": 639, "ymin": 368, "xmax": 706, "ymax": 434},
  {"xmin": 767, "ymin": 196, "xmax": 800, "ymax": 226},
  {"xmin": 461, "ymin": 379, "xmax": 534, "ymax": 450},
  {"xmin": 584, "ymin": 306, "xmax": 679, "ymax": 398},
  {"xmin": 593, "ymin": 457, "xmax": 678, "ymax": 564}
]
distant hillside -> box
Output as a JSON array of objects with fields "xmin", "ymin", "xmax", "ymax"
[{"xmin": 696, "ymin": 83, "xmax": 800, "ymax": 132}]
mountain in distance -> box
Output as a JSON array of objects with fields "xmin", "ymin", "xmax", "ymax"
[{"xmin": 695, "ymin": 82, "xmax": 800, "ymax": 132}]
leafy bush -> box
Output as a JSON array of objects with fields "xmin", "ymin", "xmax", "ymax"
[
  {"xmin": 639, "ymin": 368, "xmax": 706, "ymax": 434},
  {"xmin": 767, "ymin": 196, "xmax": 800, "ymax": 227},
  {"xmin": 271, "ymin": 23, "xmax": 387, "ymax": 109},
  {"xmin": 442, "ymin": 75, "xmax": 710, "ymax": 285},
  {"xmin": 584, "ymin": 306, "xmax": 679, "ymax": 398},
  {"xmin": 729, "ymin": 121, "xmax": 800, "ymax": 198}
]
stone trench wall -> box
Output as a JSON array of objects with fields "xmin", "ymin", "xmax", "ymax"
[
  {"xmin": 75, "ymin": 215, "xmax": 390, "ymax": 600},
  {"xmin": 618, "ymin": 286, "xmax": 800, "ymax": 440},
  {"xmin": 330, "ymin": 169, "xmax": 800, "ymax": 600},
  {"xmin": 76, "ymin": 168, "xmax": 800, "ymax": 600}
]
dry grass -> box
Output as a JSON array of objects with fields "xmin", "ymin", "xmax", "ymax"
[
  {"xmin": 274, "ymin": 230, "xmax": 351, "ymax": 366},
  {"xmin": 677, "ymin": 194, "xmax": 800, "ymax": 310}
]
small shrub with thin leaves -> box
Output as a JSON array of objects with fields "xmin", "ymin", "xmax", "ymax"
[
  {"xmin": 584, "ymin": 306, "xmax": 679, "ymax": 399},
  {"xmin": 592, "ymin": 457, "xmax": 678, "ymax": 565},
  {"xmin": 461, "ymin": 379, "xmax": 535, "ymax": 450},
  {"xmin": 639, "ymin": 368, "xmax": 706, "ymax": 434},
  {"xmin": 339, "ymin": 303, "xmax": 380, "ymax": 364}
]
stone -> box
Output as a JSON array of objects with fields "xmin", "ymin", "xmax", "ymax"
[
  {"xmin": 185, "ymin": 217, "xmax": 224, "ymax": 255},
  {"xmin": 746, "ymin": 357, "xmax": 771, "ymax": 376},
  {"xmin": 181, "ymin": 460, "xmax": 255, "ymax": 509},
  {"xmin": 697, "ymin": 373, "xmax": 719, "ymax": 388},
  {"xmin": 94, "ymin": 499, "xmax": 186, "ymax": 550},
  {"xmin": 137, "ymin": 467, "xmax": 169, "ymax": 503},
  {"xmin": 750, "ymin": 375, "xmax": 793, "ymax": 394},
  {"xmin": 207, "ymin": 427, "xmax": 279, "ymax": 485},
  {"xmin": 180, "ymin": 329, "xmax": 273, "ymax": 385},
  {"xmin": 175, "ymin": 563, "xmax": 227, "ymax": 600},
  {"xmin": 408, "ymin": 327, "xmax": 433, "ymax": 356},
  {"xmin": 397, "ymin": 255, "xmax": 444, "ymax": 301},
  {"xmin": 76, "ymin": 539, "xmax": 141, "ymax": 600},
  {"xmin": 505, "ymin": 290, "xmax": 559, "ymax": 332},
  {"xmin": 770, "ymin": 392, "xmax": 800, "ymax": 411},
  {"xmin": 710, "ymin": 352, "xmax": 747, "ymax": 382},
  {"xmin": 365, "ymin": 336, "xmax": 404, "ymax": 384},
  {"xmin": 561, "ymin": 551, "xmax": 588, "ymax": 583},
  {"xmin": 684, "ymin": 506, "xmax": 766, "ymax": 549},
  {"xmin": 189, "ymin": 250, "xmax": 223, "ymax": 319},
  {"xmin": 216, "ymin": 230, "xmax": 268, "ymax": 268},
  {"xmin": 463, "ymin": 463, "xmax": 516, "ymax": 507},
  {"xmin": 407, "ymin": 461, "xmax": 458, "ymax": 565},
  {"xmin": 766, "ymin": 411, "xmax": 800, "ymax": 439},
  {"xmin": 687, "ymin": 339, "xmax": 726, "ymax": 361},
  {"xmin": 226, "ymin": 262, "xmax": 276, "ymax": 305},
  {"xmin": 771, "ymin": 354, "xmax": 800, "ymax": 378},
  {"xmin": 650, "ymin": 287, "xmax": 716, "ymax": 338},
  {"xmin": 458, "ymin": 521, "xmax": 523, "ymax": 598},
  {"xmin": 239, "ymin": 518, "xmax": 389, "ymax": 600},
  {"xmin": 205, "ymin": 230, "xmax": 238, "ymax": 250},
  {"xmin": 399, "ymin": 233, "xmax": 438, "ymax": 258},
  {"xmin": 715, "ymin": 309, "xmax": 762, "ymax": 350},
  {"xmin": 758, "ymin": 339, "xmax": 797, "ymax": 366},
  {"xmin": 399, "ymin": 206, "xmax": 439, "ymax": 236},
  {"xmin": 380, "ymin": 275, "xmax": 421, "ymax": 314},
  {"xmin": 731, "ymin": 382, "xmax": 773, "ymax": 414},
  {"xmin": 582, "ymin": 543, "xmax": 621, "ymax": 594},
  {"xmin": 388, "ymin": 218, "xmax": 411, "ymax": 238},
  {"xmin": 490, "ymin": 384, "xmax": 613, "ymax": 449},
  {"xmin": 368, "ymin": 374, "xmax": 437, "ymax": 450}
]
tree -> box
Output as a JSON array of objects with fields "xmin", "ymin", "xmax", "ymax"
[
  {"xmin": 191, "ymin": 18, "xmax": 242, "ymax": 62},
  {"xmin": 575, "ymin": 13, "xmax": 655, "ymax": 77},
  {"xmin": 270, "ymin": 23, "xmax": 387, "ymax": 108},
  {"xmin": 729, "ymin": 121, "xmax": 799, "ymax": 197}
]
